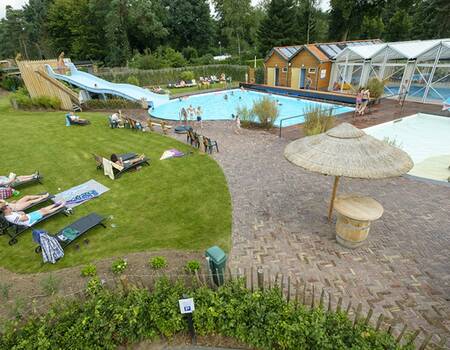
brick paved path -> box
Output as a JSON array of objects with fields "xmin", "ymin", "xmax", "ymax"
[{"xmin": 172, "ymin": 120, "xmax": 450, "ymax": 347}]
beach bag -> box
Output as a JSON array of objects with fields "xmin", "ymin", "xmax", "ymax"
[{"xmin": 0, "ymin": 187, "xmax": 14, "ymax": 200}]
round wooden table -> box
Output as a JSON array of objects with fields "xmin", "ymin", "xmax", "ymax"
[{"xmin": 334, "ymin": 194, "xmax": 384, "ymax": 248}]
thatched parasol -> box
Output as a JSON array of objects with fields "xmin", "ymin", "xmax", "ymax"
[{"xmin": 284, "ymin": 123, "xmax": 413, "ymax": 221}]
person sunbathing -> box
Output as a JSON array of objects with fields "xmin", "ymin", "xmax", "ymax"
[
  {"xmin": 0, "ymin": 172, "xmax": 39, "ymax": 187},
  {"xmin": 110, "ymin": 154, "xmax": 145, "ymax": 168},
  {"xmin": 0, "ymin": 193, "xmax": 49, "ymax": 211},
  {"xmin": 67, "ymin": 112, "xmax": 89, "ymax": 124},
  {"xmin": 0, "ymin": 201, "xmax": 65, "ymax": 227}
]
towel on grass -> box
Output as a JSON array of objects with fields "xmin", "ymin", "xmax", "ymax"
[
  {"xmin": 53, "ymin": 180, "xmax": 109, "ymax": 208},
  {"xmin": 160, "ymin": 149, "xmax": 185, "ymax": 160}
]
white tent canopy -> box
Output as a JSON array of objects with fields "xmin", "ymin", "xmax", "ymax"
[{"xmin": 335, "ymin": 39, "xmax": 450, "ymax": 62}]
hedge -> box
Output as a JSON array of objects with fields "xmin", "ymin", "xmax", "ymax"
[
  {"xmin": 84, "ymin": 98, "xmax": 142, "ymax": 110},
  {"xmin": 97, "ymin": 65, "xmax": 248, "ymax": 86},
  {"xmin": 9, "ymin": 88, "xmax": 61, "ymax": 110},
  {"xmin": 0, "ymin": 278, "xmax": 415, "ymax": 350}
]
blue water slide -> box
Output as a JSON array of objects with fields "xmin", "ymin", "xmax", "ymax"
[{"xmin": 45, "ymin": 62, "xmax": 169, "ymax": 108}]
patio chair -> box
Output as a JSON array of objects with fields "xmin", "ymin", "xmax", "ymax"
[
  {"xmin": 203, "ymin": 136, "xmax": 219, "ymax": 154},
  {"xmin": 1, "ymin": 204, "xmax": 70, "ymax": 245},
  {"xmin": 34, "ymin": 213, "xmax": 106, "ymax": 254}
]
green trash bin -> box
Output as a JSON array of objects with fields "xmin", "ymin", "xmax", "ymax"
[{"xmin": 205, "ymin": 246, "xmax": 227, "ymax": 286}]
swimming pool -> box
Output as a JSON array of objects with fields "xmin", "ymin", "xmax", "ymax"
[
  {"xmin": 150, "ymin": 89, "xmax": 354, "ymax": 127},
  {"xmin": 364, "ymin": 114, "xmax": 450, "ymax": 182}
]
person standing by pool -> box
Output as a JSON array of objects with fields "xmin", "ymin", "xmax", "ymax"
[
  {"xmin": 187, "ymin": 105, "xmax": 196, "ymax": 124},
  {"xmin": 196, "ymin": 106, "xmax": 203, "ymax": 129},
  {"xmin": 180, "ymin": 107, "xmax": 188, "ymax": 125},
  {"xmin": 305, "ymin": 75, "xmax": 312, "ymax": 90},
  {"xmin": 359, "ymin": 89, "xmax": 370, "ymax": 116}
]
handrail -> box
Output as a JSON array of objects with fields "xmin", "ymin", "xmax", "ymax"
[{"xmin": 277, "ymin": 92, "xmax": 403, "ymax": 138}]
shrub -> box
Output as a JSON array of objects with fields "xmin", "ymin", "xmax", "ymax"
[
  {"xmin": 366, "ymin": 78, "xmax": 385, "ymax": 99},
  {"xmin": 149, "ymin": 256, "xmax": 168, "ymax": 270},
  {"xmin": 182, "ymin": 47, "xmax": 198, "ymax": 62},
  {"xmin": 235, "ymin": 105, "xmax": 256, "ymax": 127},
  {"xmin": 303, "ymin": 106, "xmax": 336, "ymax": 136},
  {"xmin": 9, "ymin": 88, "xmax": 61, "ymax": 110},
  {"xmin": 40, "ymin": 274, "xmax": 61, "ymax": 296},
  {"xmin": 179, "ymin": 70, "xmax": 194, "ymax": 82},
  {"xmin": 86, "ymin": 276, "xmax": 103, "ymax": 296},
  {"xmin": 252, "ymin": 97, "xmax": 279, "ymax": 129},
  {"xmin": 0, "ymin": 75, "xmax": 23, "ymax": 91},
  {"xmin": 111, "ymin": 258, "xmax": 128, "ymax": 274},
  {"xmin": 0, "ymin": 279, "xmax": 412, "ymax": 350},
  {"xmin": 127, "ymin": 75, "xmax": 140, "ymax": 86},
  {"xmin": 185, "ymin": 260, "xmax": 201, "ymax": 273},
  {"xmin": 84, "ymin": 98, "xmax": 141, "ymax": 110},
  {"xmin": 80, "ymin": 263, "xmax": 97, "ymax": 277}
]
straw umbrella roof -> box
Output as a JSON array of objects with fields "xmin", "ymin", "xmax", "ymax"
[{"xmin": 284, "ymin": 123, "xmax": 413, "ymax": 179}]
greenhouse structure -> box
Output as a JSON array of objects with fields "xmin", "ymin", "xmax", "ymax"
[{"xmin": 330, "ymin": 39, "xmax": 450, "ymax": 103}]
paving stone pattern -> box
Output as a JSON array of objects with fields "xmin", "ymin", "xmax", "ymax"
[{"xmin": 170, "ymin": 117, "xmax": 450, "ymax": 347}]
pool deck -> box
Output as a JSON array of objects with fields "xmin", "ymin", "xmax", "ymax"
[
  {"xmin": 150, "ymin": 98, "xmax": 450, "ymax": 347},
  {"xmin": 278, "ymin": 98, "xmax": 449, "ymax": 139}
]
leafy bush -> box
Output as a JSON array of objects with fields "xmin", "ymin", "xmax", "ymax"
[
  {"xmin": 255, "ymin": 67, "xmax": 265, "ymax": 84},
  {"xmin": 9, "ymin": 88, "xmax": 61, "ymax": 110},
  {"xmin": 252, "ymin": 97, "xmax": 279, "ymax": 129},
  {"xmin": 235, "ymin": 105, "xmax": 256, "ymax": 127},
  {"xmin": 40, "ymin": 274, "xmax": 61, "ymax": 296},
  {"xmin": 98, "ymin": 65, "xmax": 247, "ymax": 86},
  {"xmin": 182, "ymin": 47, "xmax": 198, "ymax": 62},
  {"xmin": 80, "ymin": 263, "xmax": 97, "ymax": 277},
  {"xmin": 149, "ymin": 256, "xmax": 168, "ymax": 270},
  {"xmin": 0, "ymin": 75, "xmax": 23, "ymax": 91},
  {"xmin": 111, "ymin": 258, "xmax": 128, "ymax": 274},
  {"xmin": 84, "ymin": 98, "xmax": 141, "ymax": 110},
  {"xmin": 0, "ymin": 279, "xmax": 413, "ymax": 350},
  {"xmin": 127, "ymin": 75, "xmax": 140, "ymax": 86},
  {"xmin": 86, "ymin": 276, "xmax": 103, "ymax": 296},
  {"xmin": 179, "ymin": 70, "xmax": 195, "ymax": 82},
  {"xmin": 366, "ymin": 78, "xmax": 385, "ymax": 99},
  {"xmin": 303, "ymin": 106, "xmax": 336, "ymax": 136},
  {"xmin": 185, "ymin": 260, "xmax": 201, "ymax": 273}
]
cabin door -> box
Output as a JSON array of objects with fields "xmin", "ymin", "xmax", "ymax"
[
  {"xmin": 299, "ymin": 68, "xmax": 307, "ymax": 88},
  {"xmin": 275, "ymin": 68, "xmax": 280, "ymax": 86},
  {"xmin": 290, "ymin": 68, "xmax": 300, "ymax": 89},
  {"xmin": 267, "ymin": 68, "xmax": 275, "ymax": 86}
]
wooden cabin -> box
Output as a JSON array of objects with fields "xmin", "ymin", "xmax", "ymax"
[
  {"xmin": 264, "ymin": 40, "xmax": 382, "ymax": 91},
  {"xmin": 264, "ymin": 46, "xmax": 301, "ymax": 87}
]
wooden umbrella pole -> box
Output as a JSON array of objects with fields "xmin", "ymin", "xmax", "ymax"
[{"xmin": 328, "ymin": 176, "xmax": 340, "ymax": 222}]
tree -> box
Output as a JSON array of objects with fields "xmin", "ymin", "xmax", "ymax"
[
  {"xmin": 105, "ymin": 0, "xmax": 131, "ymax": 66},
  {"xmin": 411, "ymin": 0, "xmax": 450, "ymax": 39},
  {"xmin": 295, "ymin": 0, "xmax": 329, "ymax": 44},
  {"xmin": 361, "ymin": 16, "xmax": 384, "ymax": 39},
  {"xmin": 127, "ymin": 0, "xmax": 168, "ymax": 52},
  {"xmin": 23, "ymin": 0, "xmax": 53, "ymax": 59},
  {"xmin": 0, "ymin": 6, "xmax": 31, "ymax": 60},
  {"xmin": 258, "ymin": 0, "xmax": 299, "ymax": 55},
  {"xmin": 384, "ymin": 9, "xmax": 412, "ymax": 42},
  {"xmin": 213, "ymin": 0, "xmax": 261, "ymax": 60},
  {"xmin": 161, "ymin": 0, "xmax": 214, "ymax": 53}
]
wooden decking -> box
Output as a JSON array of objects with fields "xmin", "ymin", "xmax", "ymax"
[{"xmin": 278, "ymin": 99, "xmax": 448, "ymax": 140}]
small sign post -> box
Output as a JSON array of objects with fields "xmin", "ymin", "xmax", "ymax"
[{"xmin": 179, "ymin": 295, "xmax": 196, "ymax": 344}]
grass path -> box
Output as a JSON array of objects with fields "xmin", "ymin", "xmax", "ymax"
[{"xmin": 0, "ymin": 96, "xmax": 231, "ymax": 273}]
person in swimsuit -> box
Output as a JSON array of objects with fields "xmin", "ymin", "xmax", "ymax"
[
  {"xmin": 0, "ymin": 193, "xmax": 49, "ymax": 211},
  {"xmin": 1, "ymin": 201, "xmax": 65, "ymax": 227},
  {"xmin": 0, "ymin": 172, "xmax": 39, "ymax": 187}
]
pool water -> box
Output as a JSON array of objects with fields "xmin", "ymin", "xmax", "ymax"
[
  {"xmin": 150, "ymin": 89, "xmax": 354, "ymax": 127},
  {"xmin": 364, "ymin": 114, "xmax": 450, "ymax": 182}
]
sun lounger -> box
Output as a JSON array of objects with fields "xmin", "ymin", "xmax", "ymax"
[
  {"xmin": 1, "ymin": 205, "xmax": 70, "ymax": 245},
  {"xmin": 34, "ymin": 213, "xmax": 106, "ymax": 254},
  {"xmin": 94, "ymin": 153, "xmax": 150, "ymax": 179},
  {"xmin": 0, "ymin": 193, "xmax": 54, "ymax": 234},
  {"xmin": 11, "ymin": 174, "xmax": 43, "ymax": 188},
  {"xmin": 66, "ymin": 114, "xmax": 90, "ymax": 126}
]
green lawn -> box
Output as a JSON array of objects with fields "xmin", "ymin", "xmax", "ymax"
[
  {"xmin": 166, "ymin": 82, "xmax": 239, "ymax": 95},
  {"xmin": 0, "ymin": 96, "xmax": 231, "ymax": 273}
]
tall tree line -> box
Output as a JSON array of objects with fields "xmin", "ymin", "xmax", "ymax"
[{"xmin": 0, "ymin": 0, "xmax": 448, "ymax": 65}]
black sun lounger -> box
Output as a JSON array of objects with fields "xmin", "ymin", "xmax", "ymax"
[
  {"xmin": 114, "ymin": 156, "xmax": 150, "ymax": 178},
  {"xmin": 34, "ymin": 213, "xmax": 106, "ymax": 253},
  {"xmin": 0, "ymin": 193, "xmax": 54, "ymax": 235},
  {"xmin": 1, "ymin": 205, "xmax": 70, "ymax": 245},
  {"xmin": 11, "ymin": 174, "xmax": 43, "ymax": 188}
]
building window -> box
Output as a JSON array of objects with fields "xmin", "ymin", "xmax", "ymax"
[
  {"xmin": 308, "ymin": 68, "xmax": 316, "ymax": 74},
  {"xmin": 282, "ymin": 67, "xmax": 288, "ymax": 73}
]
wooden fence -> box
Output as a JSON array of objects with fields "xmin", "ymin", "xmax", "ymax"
[{"xmin": 17, "ymin": 59, "xmax": 78, "ymax": 110}]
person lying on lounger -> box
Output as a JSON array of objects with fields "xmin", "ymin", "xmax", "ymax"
[
  {"xmin": 0, "ymin": 193, "xmax": 49, "ymax": 211},
  {"xmin": 67, "ymin": 112, "xmax": 89, "ymax": 124},
  {"xmin": 110, "ymin": 154, "xmax": 146, "ymax": 168},
  {"xmin": 0, "ymin": 201, "xmax": 65, "ymax": 227},
  {"xmin": 0, "ymin": 172, "xmax": 39, "ymax": 187}
]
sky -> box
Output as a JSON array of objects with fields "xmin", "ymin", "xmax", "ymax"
[{"xmin": 1, "ymin": 0, "xmax": 330, "ymax": 19}]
